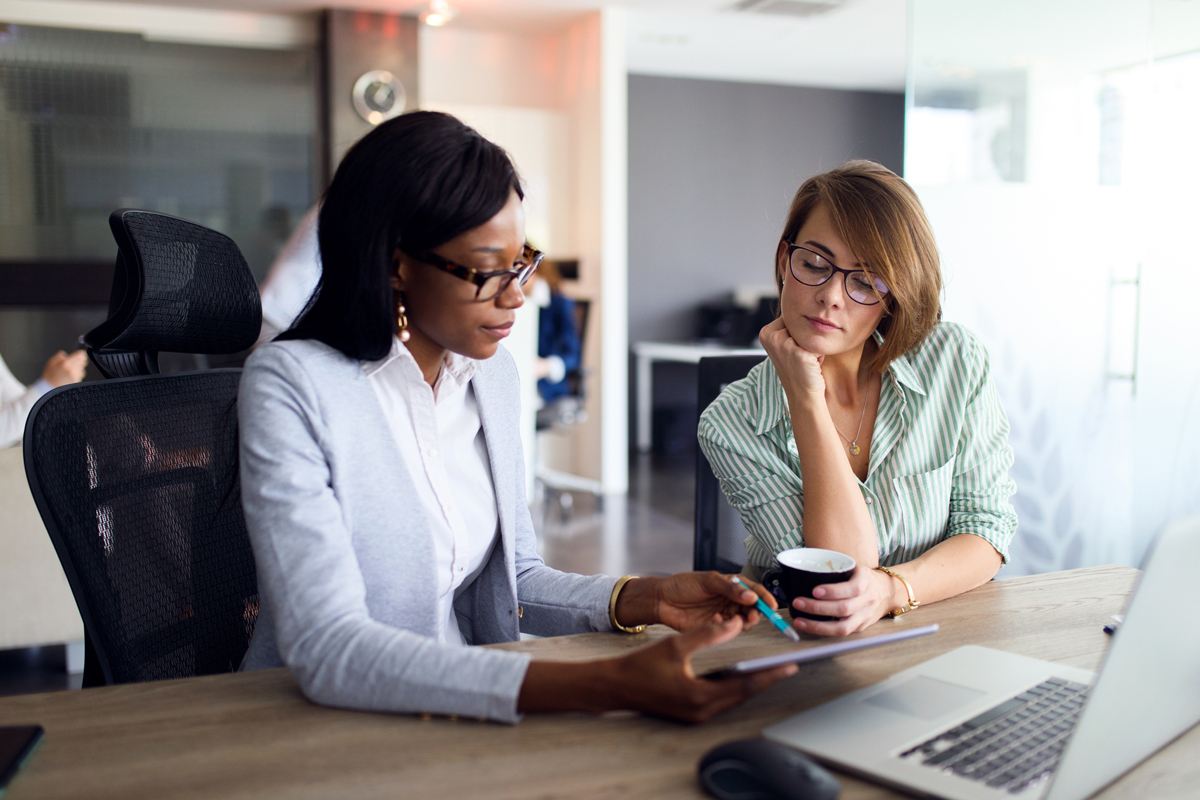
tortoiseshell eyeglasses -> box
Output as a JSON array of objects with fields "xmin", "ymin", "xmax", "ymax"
[{"xmin": 411, "ymin": 244, "xmax": 544, "ymax": 301}]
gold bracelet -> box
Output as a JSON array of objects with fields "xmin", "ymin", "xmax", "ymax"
[
  {"xmin": 609, "ymin": 575, "xmax": 648, "ymax": 634},
  {"xmin": 875, "ymin": 565, "xmax": 920, "ymax": 617}
]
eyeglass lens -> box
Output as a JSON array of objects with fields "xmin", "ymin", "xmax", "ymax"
[
  {"xmin": 476, "ymin": 249, "xmax": 542, "ymax": 301},
  {"xmin": 789, "ymin": 247, "xmax": 888, "ymax": 305}
]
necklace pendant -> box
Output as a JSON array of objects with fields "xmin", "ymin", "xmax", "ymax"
[{"xmin": 849, "ymin": 443, "xmax": 861, "ymax": 456}]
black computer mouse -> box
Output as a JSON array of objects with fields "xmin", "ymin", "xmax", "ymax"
[{"xmin": 698, "ymin": 738, "xmax": 841, "ymax": 800}]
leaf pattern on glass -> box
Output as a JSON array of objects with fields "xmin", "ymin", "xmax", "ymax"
[{"xmin": 991, "ymin": 338, "xmax": 1084, "ymax": 576}]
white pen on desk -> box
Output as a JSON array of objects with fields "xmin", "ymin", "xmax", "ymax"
[{"xmin": 732, "ymin": 576, "xmax": 801, "ymax": 643}]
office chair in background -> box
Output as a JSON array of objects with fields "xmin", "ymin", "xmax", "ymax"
[
  {"xmin": 693, "ymin": 354, "xmax": 765, "ymax": 572},
  {"xmin": 23, "ymin": 209, "xmax": 262, "ymax": 687}
]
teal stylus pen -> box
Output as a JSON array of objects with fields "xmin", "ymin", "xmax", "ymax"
[{"xmin": 732, "ymin": 576, "xmax": 801, "ymax": 643}]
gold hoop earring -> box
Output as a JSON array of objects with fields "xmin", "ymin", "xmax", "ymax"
[{"xmin": 396, "ymin": 294, "xmax": 411, "ymax": 343}]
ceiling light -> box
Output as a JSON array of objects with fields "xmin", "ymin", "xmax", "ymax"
[
  {"xmin": 419, "ymin": 0, "xmax": 457, "ymax": 27},
  {"xmin": 733, "ymin": 0, "xmax": 845, "ymax": 18}
]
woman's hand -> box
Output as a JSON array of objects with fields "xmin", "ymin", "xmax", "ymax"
[
  {"xmin": 610, "ymin": 616, "xmax": 798, "ymax": 722},
  {"xmin": 759, "ymin": 317, "xmax": 824, "ymax": 399},
  {"xmin": 615, "ymin": 573, "xmax": 776, "ymax": 632},
  {"xmin": 520, "ymin": 616, "xmax": 798, "ymax": 722},
  {"xmin": 788, "ymin": 565, "xmax": 897, "ymax": 637},
  {"xmin": 42, "ymin": 350, "xmax": 87, "ymax": 388}
]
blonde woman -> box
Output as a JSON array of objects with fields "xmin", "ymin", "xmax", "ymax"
[{"xmin": 698, "ymin": 160, "xmax": 1017, "ymax": 637}]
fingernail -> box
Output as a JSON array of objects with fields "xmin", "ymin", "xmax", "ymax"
[
  {"xmin": 793, "ymin": 598, "xmax": 804, "ymax": 608},
  {"xmin": 813, "ymin": 587, "xmax": 825, "ymax": 598}
]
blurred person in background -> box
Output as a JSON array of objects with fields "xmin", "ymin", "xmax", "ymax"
[
  {"xmin": 531, "ymin": 260, "xmax": 581, "ymax": 404},
  {"xmin": 1, "ymin": 349, "xmax": 87, "ymax": 447},
  {"xmin": 256, "ymin": 204, "xmax": 322, "ymax": 344}
]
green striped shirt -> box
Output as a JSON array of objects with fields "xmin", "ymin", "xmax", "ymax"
[{"xmin": 697, "ymin": 322, "xmax": 1017, "ymax": 568}]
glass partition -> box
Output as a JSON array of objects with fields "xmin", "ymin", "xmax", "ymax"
[
  {"xmin": 907, "ymin": 0, "xmax": 1200, "ymax": 574},
  {"xmin": 0, "ymin": 22, "xmax": 318, "ymax": 382}
]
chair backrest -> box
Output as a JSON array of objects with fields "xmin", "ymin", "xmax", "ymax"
[
  {"xmin": 694, "ymin": 354, "xmax": 766, "ymax": 572},
  {"xmin": 84, "ymin": 209, "xmax": 261, "ymax": 378},
  {"xmin": 24, "ymin": 209, "xmax": 262, "ymax": 686},
  {"xmin": 566, "ymin": 297, "xmax": 589, "ymax": 398}
]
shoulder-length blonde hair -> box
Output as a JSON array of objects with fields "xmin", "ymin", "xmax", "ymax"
[{"xmin": 776, "ymin": 160, "xmax": 942, "ymax": 373}]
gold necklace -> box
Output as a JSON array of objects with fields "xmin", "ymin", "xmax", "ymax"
[{"xmin": 831, "ymin": 390, "xmax": 869, "ymax": 456}]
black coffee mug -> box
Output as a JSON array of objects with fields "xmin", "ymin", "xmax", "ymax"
[{"xmin": 762, "ymin": 548, "xmax": 857, "ymax": 621}]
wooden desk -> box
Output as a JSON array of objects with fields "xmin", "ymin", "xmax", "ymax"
[{"xmin": 2, "ymin": 566, "xmax": 1197, "ymax": 799}]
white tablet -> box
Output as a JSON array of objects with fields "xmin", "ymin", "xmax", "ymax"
[{"xmin": 700, "ymin": 623, "xmax": 939, "ymax": 679}]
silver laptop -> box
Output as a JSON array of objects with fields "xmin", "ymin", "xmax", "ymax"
[{"xmin": 765, "ymin": 515, "xmax": 1200, "ymax": 800}]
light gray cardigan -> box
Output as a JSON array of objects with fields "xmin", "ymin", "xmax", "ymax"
[{"xmin": 238, "ymin": 339, "xmax": 617, "ymax": 723}]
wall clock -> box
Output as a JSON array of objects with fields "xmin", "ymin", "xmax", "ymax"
[{"xmin": 352, "ymin": 70, "xmax": 406, "ymax": 125}]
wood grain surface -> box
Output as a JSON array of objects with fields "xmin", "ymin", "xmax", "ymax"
[{"xmin": 2, "ymin": 565, "xmax": 1194, "ymax": 800}]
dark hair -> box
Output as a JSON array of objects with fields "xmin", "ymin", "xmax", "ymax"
[{"xmin": 280, "ymin": 111, "xmax": 523, "ymax": 360}]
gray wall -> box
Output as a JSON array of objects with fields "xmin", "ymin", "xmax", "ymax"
[{"xmin": 627, "ymin": 74, "xmax": 905, "ymax": 345}]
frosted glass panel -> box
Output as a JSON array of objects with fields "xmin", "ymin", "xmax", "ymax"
[{"xmin": 907, "ymin": 0, "xmax": 1200, "ymax": 575}]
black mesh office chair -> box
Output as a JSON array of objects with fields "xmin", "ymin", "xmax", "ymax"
[
  {"xmin": 23, "ymin": 209, "xmax": 262, "ymax": 687},
  {"xmin": 694, "ymin": 354, "xmax": 766, "ymax": 572}
]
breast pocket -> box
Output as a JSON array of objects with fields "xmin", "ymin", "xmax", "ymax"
[{"xmin": 891, "ymin": 458, "xmax": 955, "ymax": 554}]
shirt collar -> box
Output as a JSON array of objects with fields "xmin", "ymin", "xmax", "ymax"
[
  {"xmin": 753, "ymin": 360, "xmax": 790, "ymax": 437},
  {"xmin": 876, "ymin": 330, "xmax": 926, "ymax": 396},
  {"xmin": 887, "ymin": 353, "xmax": 926, "ymax": 396},
  {"xmin": 752, "ymin": 331, "xmax": 926, "ymax": 436},
  {"xmin": 361, "ymin": 337, "xmax": 480, "ymax": 388}
]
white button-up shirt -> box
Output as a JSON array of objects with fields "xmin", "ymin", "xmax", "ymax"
[
  {"xmin": 1, "ymin": 354, "xmax": 52, "ymax": 448},
  {"xmin": 363, "ymin": 339, "xmax": 500, "ymax": 646}
]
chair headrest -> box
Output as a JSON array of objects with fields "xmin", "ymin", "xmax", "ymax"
[{"xmin": 84, "ymin": 210, "xmax": 262, "ymax": 368}]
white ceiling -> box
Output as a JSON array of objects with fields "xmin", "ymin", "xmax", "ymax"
[
  {"xmin": 625, "ymin": 0, "xmax": 907, "ymax": 92},
  {"xmin": 53, "ymin": 0, "xmax": 909, "ymax": 91}
]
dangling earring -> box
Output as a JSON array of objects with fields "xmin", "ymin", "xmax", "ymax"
[{"xmin": 396, "ymin": 293, "xmax": 411, "ymax": 343}]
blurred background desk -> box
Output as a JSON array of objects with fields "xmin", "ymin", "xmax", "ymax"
[
  {"xmin": 3, "ymin": 566, "xmax": 1192, "ymax": 800},
  {"xmin": 633, "ymin": 341, "xmax": 763, "ymax": 453}
]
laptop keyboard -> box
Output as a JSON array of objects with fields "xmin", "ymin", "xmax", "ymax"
[{"xmin": 899, "ymin": 677, "xmax": 1090, "ymax": 794}]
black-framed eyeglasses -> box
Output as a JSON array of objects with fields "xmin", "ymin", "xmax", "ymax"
[
  {"xmin": 412, "ymin": 244, "xmax": 545, "ymax": 301},
  {"xmin": 783, "ymin": 243, "xmax": 889, "ymax": 306}
]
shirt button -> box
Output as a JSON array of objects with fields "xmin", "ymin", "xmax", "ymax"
[
  {"xmin": 865, "ymin": 496, "xmax": 874, "ymax": 505},
  {"xmin": 428, "ymin": 447, "xmax": 438, "ymax": 457}
]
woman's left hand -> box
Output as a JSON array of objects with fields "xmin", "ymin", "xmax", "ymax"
[
  {"xmin": 615, "ymin": 573, "xmax": 775, "ymax": 633},
  {"xmin": 788, "ymin": 565, "xmax": 896, "ymax": 636}
]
